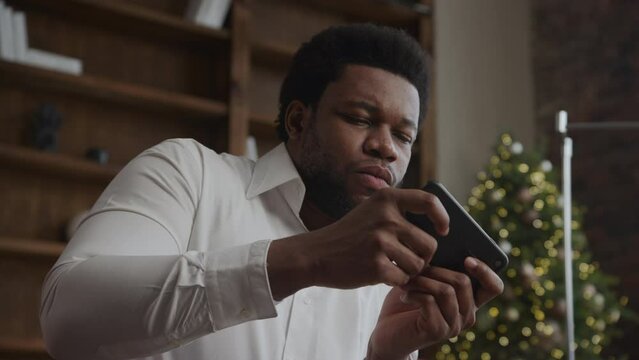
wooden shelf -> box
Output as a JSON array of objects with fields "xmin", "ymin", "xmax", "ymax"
[
  {"xmin": 11, "ymin": 0, "xmax": 229, "ymax": 48},
  {"xmin": 0, "ymin": 143, "xmax": 121, "ymax": 183},
  {"xmin": 304, "ymin": 0, "xmax": 429, "ymax": 26},
  {"xmin": 251, "ymin": 40, "xmax": 297, "ymax": 68},
  {"xmin": 0, "ymin": 61, "xmax": 228, "ymax": 119},
  {"xmin": 0, "ymin": 237, "xmax": 65, "ymax": 258},
  {"xmin": 0, "ymin": 336, "xmax": 48, "ymax": 355}
]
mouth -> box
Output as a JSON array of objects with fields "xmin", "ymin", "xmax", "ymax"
[{"xmin": 355, "ymin": 166, "xmax": 393, "ymax": 187}]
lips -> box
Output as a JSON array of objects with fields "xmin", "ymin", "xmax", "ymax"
[{"xmin": 356, "ymin": 165, "xmax": 393, "ymax": 187}]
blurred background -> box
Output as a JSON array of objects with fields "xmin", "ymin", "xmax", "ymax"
[{"xmin": 0, "ymin": 0, "xmax": 636, "ymax": 359}]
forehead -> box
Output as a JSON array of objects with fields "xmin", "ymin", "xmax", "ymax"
[{"xmin": 321, "ymin": 64, "xmax": 420, "ymax": 122}]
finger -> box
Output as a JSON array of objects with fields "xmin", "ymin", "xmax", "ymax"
[
  {"xmin": 421, "ymin": 266, "xmax": 476, "ymax": 329},
  {"xmin": 402, "ymin": 276, "xmax": 460, "ymax": 331},
  {"xmin": 376, "ymin": 255, "xmax": 411, "ymax": 287},
  {"xmin": 402, "ymin": 292, "xmax": 460, "ymax": 340},
  {"xmin": 465, "ymin": 257, "xmax": 504, "ymax": 307},
  {"xmin": 379, "ymin": 297, "xmax": 449, "ymax": 353},
  {"xmin": 393, "ymin": 189, "xmax": 450, "ymax": 236},
  {"xmin": 381, "ymin": 236, "xmax": 426, "ymax": 277},
  {"xmin": 396, "ymin": 218, "xmax": 438, "ymax": 265}
]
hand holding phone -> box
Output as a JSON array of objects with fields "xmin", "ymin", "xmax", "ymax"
[{"xmin": 406, "ymin": 181, "xmax": 508, "ymax": 285}]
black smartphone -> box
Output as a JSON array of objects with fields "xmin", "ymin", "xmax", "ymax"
[{"xmin": 406, "ymin": 181, "xmax": 509, "ymax": 285}]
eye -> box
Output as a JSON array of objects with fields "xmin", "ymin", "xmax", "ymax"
[
  {"xmin": 393, "ymin": 131, "xmax": 413, "ymax": 145},
  {"xmin": 340, "ymin": 113, "xmax": 371, "ymax": 127}
]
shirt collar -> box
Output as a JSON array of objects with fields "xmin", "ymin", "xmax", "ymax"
[{"xmin": 246, "ymin": 143, "xmax": 306, "ymax": 213}]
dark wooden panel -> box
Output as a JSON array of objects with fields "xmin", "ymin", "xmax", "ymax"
[
  {"xmin": 0, "ymin": 257, "xmax": 56, "ymax": 339},
  {"xmin": 0, "ymin": 169, "xmax": 104, "ymax": 241},
  {"xmin": 248, "ymin": 65, "xmax": 285, "ymax": 123}
]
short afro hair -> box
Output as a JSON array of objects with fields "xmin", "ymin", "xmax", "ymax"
[{"xmin": 276, "ymin": 23, "xmax": 429, "ymax": 142}]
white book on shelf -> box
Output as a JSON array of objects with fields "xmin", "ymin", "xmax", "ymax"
[
  {"xmin": 24, "ymin": 48, "xmax": 83, "ymax": 75},
  {"xmin": 0, "ymin": 3, "xmax": 17, "ymax": 61},
  {"xmin": 12, "ymin": 10, "xmax": 27, "ymax": 61},
  {"xmin": 185, "ymin": 0, "xmax": 231, "ymax": 29}
]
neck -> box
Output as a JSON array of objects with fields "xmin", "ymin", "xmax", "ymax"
[{"xmin": 299, "ymin": 198, "xmax": 337, "ymax": 231}]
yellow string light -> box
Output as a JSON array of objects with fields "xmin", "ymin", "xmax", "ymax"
[
  {"xmin": 465, "ymin": 332, "xmax": 476, "ymax": 341},
  {"xmin": 551, "ymin": 348, "xmax": 564, "ymax": 359},
  {"xmin": 498, "ymin": 336, "xmax": 509, "ymax": 347},
  {"xmin": 518, "ymin": 163, "xmax": 530, "ymax": 173}
]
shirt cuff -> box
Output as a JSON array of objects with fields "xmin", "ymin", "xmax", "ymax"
[{"xmin": 204, "ymin": 239, "xmax": 277, "ymax": 330}]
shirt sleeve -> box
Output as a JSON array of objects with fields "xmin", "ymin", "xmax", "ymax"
[{"xmin": 40, "ymin": 139, "xmax": 277, "ymax": 360}]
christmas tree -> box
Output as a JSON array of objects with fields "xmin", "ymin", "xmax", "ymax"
[{"xmin": 435, "ymin": 133, "xmax": 633, "ymax": 360}]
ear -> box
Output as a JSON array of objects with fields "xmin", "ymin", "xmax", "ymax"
[{"xmin": 284, "ymin": 100, "xmax": 310, "ymax": 140}]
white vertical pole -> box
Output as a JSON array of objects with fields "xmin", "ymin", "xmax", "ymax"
[{"xmin": 557, "ymin": 110, "xmax": 575, "ymax": 360}]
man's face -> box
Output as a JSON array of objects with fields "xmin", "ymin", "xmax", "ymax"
[{"xmin": 293, "ymin": 64, "xmax": 420, "ymax": 219}]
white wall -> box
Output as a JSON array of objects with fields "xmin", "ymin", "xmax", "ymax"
[{"xmin": 434, "ymin": 0, "xmax": 535, "ymax": 199}]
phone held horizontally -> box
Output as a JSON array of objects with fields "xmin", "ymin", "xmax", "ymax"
[{"xmin": 406, "ymin": 181, "xmax": 509, "ymax": 280}]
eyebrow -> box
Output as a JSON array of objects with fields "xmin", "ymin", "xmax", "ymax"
[{"xmin": 343, "ymin": 100, "xmax": 418, "ymax": 132}]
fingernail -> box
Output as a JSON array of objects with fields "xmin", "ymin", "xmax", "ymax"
[{"xmin": 466, "ymin": 257, "xmax": 478, "ymax": 269}]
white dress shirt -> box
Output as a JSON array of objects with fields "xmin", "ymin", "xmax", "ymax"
[{"xmin": 40, "ymin": 139, "xmax": 413, "ymax": 360}]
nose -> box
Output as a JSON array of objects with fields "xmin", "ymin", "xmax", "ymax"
[{"xmin": 363, "ymin": 126, "xmax": 398, "ymax": 162}]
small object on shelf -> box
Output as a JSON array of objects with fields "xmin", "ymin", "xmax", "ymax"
[
  {"xmin": 0, "ymin": 2, "xmax": 16, "ymax": 61},
  {"xmin": 31, "ymin": 103, "xmax": 62, "ymax": 152},
  {"xmin": 13, "ymin": 8, "xmax": 83, "ymax": 74},
  {"xmin": 85, "ymin": 147, "xmax": 110, "ymax": 165},
  {"xmin": 12, "ymin": 10, "xmax": 27, "ymax": 60},
  {"xmin": 185, "ymin": 0, "xmax": 231, "ymax": 29},
  {"xmin": 23, "ymin": 48, "xmax": 83, "ymax": 75}
]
